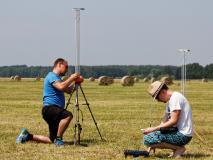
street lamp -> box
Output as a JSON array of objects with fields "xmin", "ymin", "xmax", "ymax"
[{"xmin": 178, "ymin": 49, "xmax": 191, "ymax": 95}]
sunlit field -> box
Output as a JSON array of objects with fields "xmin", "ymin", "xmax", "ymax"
[{"xmin": 0, "ymin": 78, "xmax": 212, "ymax": 160}]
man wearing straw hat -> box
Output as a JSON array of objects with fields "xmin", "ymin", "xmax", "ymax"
[{"xmin": 142, "ymin": 81, "xmax": 193, "ymax": 158}]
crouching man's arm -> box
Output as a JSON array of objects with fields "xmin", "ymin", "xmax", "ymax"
[{"xmin": 142, "ymin": 110, "xmax": 180, "ymax": 134}]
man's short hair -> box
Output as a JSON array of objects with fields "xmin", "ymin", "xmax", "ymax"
[
  {"xmin": 156, "ymin": 84, "xmax": 169, "ymax": 100},
  {"xmin": 53, "ymin": 58, "xmax": 65, "ymax": 68}
]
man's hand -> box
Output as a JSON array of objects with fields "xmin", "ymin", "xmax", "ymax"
[
  {"xmin": 70, "ymin": 73, "xmax": 79, "ymax": 81},
  {"xmin": 53, "ymin": 73, "xmax": 79, "ymax": 92},
  {"xmin": 75, "ymin": 75, "xmax": 84, "ymax": 84},
  {"xmin": 141, "ymin": 127, "xmax": 157, "ymax": 135}
]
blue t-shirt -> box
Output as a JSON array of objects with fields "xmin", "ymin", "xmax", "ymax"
[{"xmin": 43, "ymin": 72, "xmax": 65, "ymax": 108}]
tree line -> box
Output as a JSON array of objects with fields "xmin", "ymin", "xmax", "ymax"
[{"xmin": 0, "ymin": 63, "xmax": 213, "ymax": 80}]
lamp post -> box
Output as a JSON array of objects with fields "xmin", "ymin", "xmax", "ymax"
[{"xmin": 178, "ymin": 49, "xmax": 191, "ymax": 95}]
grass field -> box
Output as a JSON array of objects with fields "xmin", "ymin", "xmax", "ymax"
[{"xmin": 0, "ymin": 79, "xmax": 212, "ymax": 160}]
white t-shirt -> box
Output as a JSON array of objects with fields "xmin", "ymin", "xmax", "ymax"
[{"xmin": 166, "ymin": 92, "xmax": 193, "ymax": 137}]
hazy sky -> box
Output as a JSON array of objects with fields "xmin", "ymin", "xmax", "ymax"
[{"xmin": 0, "ymin": 0, "xmax": 212, "ymax": 66}]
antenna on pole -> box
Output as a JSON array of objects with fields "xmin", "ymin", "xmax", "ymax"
[
  {"xmin": 73, "ymin": 8, "xmax": 85, "ymax": 74},
  {"xmin": 178, "ymin": 49, "xmax": 191, "ymax": 95}
]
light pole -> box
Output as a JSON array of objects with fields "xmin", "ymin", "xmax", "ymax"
[
  {"xmin": 73, "ymin": 8, "xmax": 85, "ymax": 74},
  {"xmin": 178, "ymin": 49, "xmax": 191, "ymax": 95}
]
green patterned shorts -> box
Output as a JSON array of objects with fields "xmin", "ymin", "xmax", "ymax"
[{"xmin": 143, "ymin": 131, "xmax": 192, "ymax": 146}]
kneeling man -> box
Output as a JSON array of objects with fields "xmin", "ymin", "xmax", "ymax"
[{"xmin": 16, "ymin": 58, "xmax": 83, "ymax": 146}]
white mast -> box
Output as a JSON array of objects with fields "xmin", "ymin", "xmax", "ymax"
[
  {"xmin": 73, "ymin": 8, "xmax": 85, "ymax": 73},
  {"xmin": 178, "ymin": 49, "xmax": 191, "ymax": 95}
]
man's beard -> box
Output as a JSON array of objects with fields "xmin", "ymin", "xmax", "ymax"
[{"xmin": 60, "ymin": 72, "xmax": 66, "ymax": 77}]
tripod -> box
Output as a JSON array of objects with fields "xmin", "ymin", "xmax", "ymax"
[{"xmin": 65, "ymin": 82, "xmax": 104, "ymax": 145}]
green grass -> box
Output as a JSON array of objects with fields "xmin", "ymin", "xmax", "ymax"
[{"xmin": 0, "ymin": 79, "xmax": 213, "ymax": 160}]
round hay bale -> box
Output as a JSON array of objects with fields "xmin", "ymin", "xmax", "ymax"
[
  {"xmin": 61, "ymin": 76, "xmax": 69, "ymax": 81},
  {"xmin": 107, "ymin": 77, "xmax": 114, "ymax": 85},
  {"xmin": 160, "ymin": 76, "xmax": 173, "ymax": 85},
  {"xmin": 98, "ymin": 76, "xmax": 113, "ymax": 85},
  {"xmin": 35, "ymin": 77, "xmax": 41, "ymax": 81},
  {"xmin": 121, "ymin": 76, "xmax": 134, "ymax": 86},
  {"xmin": 134, "ymin": 77, "xmax": 139, "ymax": 83},
  {"xmin": 10, "ymin": 76, "xmax": 14, "ymax": 80},
  {"xmin": 89, "ymin": 77, "xmax": 95, "ymax": 82},
  {"xmin": 14, "ymin": 75, "xmax": 21, "ymax": 81},
  {"xmin": 202, "ymin": 78, "xmax": 208, "ymax": 83},
  {"xmin": 150, "ymin": 77, "xmax": 155, "ymax": 83},
  {"xmin": 143, "ymin": 77, "xmax": 149, "ymax": 83},
  {"xmin": 176, "ymin": 82, "xmax": 181, "ymax": 86}
]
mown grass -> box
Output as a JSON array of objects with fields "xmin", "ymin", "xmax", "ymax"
[{"xmin": 0, "ymin": 79, "xmax": 212, "ymax": 160}]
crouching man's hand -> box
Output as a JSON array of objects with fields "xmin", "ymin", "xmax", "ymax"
[{"xmin": 141, "ymin": 127, "xmax": 157, "ymax": 135}]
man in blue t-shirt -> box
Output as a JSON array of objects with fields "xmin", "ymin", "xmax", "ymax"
[{"xmin": 16, "ymin": 58, "xmax": 83, "ymax": 146}]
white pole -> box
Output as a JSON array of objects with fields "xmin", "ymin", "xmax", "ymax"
[
  {"xmin": 183, "ymin": 52, "xmax": 185, "ymax": 94},
  {"xmin": 181, "ymin": 54, "xmax": 184, "ymax": 94},
  {"xmin": 184, "ymin": 52, "xmax": 186, "ymax": 94},
  {"xmin": 178, "ymin": 49, "xmax": 191, "ymax": 95},
  {"xmin": 73, "ymin": 8, "xmax": 85, "ymax": 73}
]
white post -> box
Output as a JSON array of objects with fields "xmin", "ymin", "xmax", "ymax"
[
  {"xmin": 178, "ymin": 49, "xmax": 191, "ymax": 95},
  {"xmin": 73, "ymin": 8, "xmax": 85, "ymax": 73}
]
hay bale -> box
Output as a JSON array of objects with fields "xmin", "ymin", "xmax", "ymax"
[
  {"xmin": 160, "ymin": 76, "xmax": 173, "ymax": 85},
  {"xmin": 107, "ymin": 77, "xmax": 114, "ymax": 85},
  {"xmin": 35, "ymin": 77, "xmax": 41, "ymax": 81},
  {"xmin": 98, "ymin": 76, "xmax": 108, "ymax": 85},
  {"xmin": 202, "ymin": 78, "xmax": 208, "ymax": 83},
  {"xmin": 98, "ymin": 76, "xmax": 114, "ymax": 85},
  {"xmin": 150, "ymin": 77, "xmax": 155, "ymax": 83},
  {"xmin": 14, "ymin": 75, "xmax": 21, "ymax": 81},
  {"xmin": 176, "ymin": 82, "xmax": 181, "ymax": 86},
  {"xmin": 61, "ymin": 76, "xmax": 69, "ymax": 81},
  {"xmin": 89, "ymin": 77, "xmax": 95, "ymax": 82},
  {"xmin": 121, "ymin": 76, "xmax": 134, "ymax": 86},
  {"xmin": 143, "ymin": 77, "xmax": 149, "ymax": 83},
  {"xmin": 10, "ymin": 76, "xmax": 14, "ymax": 80},
  {"xmin": 134, "ymin": 77, "xmax": 139, "ymax": 83}
]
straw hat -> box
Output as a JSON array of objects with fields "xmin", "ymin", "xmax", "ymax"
[{"xmin": 147, "ymin": 81, "xmax": 166, "ymax": 99}]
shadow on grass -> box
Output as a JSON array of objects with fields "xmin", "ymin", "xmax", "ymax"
[
  {"xmin": 153, "ymin": 153, "xmax": 211, "ymax": 159},
  {"xmin": 182, "ymin": 153, "xmax": 211, "ymax": 159},
  {"xmin": 64, "ymin": 138, "xmax": 107, "ymax": 147}
]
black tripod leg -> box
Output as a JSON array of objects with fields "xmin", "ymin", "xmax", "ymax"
[
  {"xmin": 78, "ymin": 123, "xmax": 82, "ymax": 144},
  {"xmin": 74, "ymin": 123, "xmax": 77, "ymax": 145},
  {"xmin": 79, "ymin": 85, "xmax": 104, "ymax": 141},
  {"xmin": 74, "ymin": 83, "xmax": 81, "ymax": 145},
  {"xmin": 65, "ymin": 84, "xmax": 76, "ymax": 110},
  {"xmin": 65, "ymin": 94, "xmax": 72, "ymax": 110}
]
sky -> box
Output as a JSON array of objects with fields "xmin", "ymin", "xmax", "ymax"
[{"xmin": 0, "ymin": 0, "xmax": 213, "ymax": 66}]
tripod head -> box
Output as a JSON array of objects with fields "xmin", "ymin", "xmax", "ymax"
[{"xmin": 75, "ymin": 75, "xmax": 84, "ymax": 84}]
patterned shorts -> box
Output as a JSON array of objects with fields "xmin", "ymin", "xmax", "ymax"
[{"xmin": 143, "ymin": 131, "xmax": 192, "ymax": 146}]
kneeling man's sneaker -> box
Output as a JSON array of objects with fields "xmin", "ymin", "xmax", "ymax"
[
  {"xmin": 16, "ymin": 128, "xmax": 30, "ymax": 144},
  {"xmin": 54, "ymin": 137, "xmax": 64, "ymax": 147}
]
